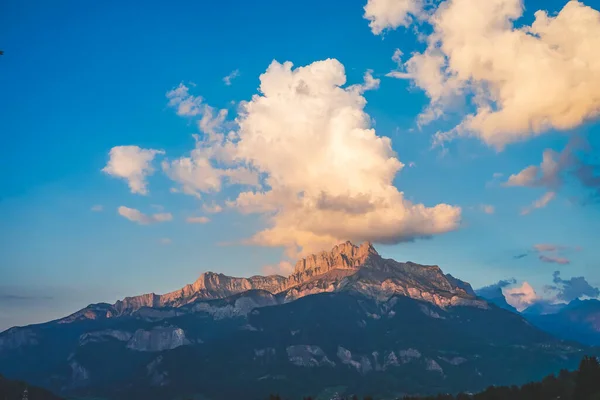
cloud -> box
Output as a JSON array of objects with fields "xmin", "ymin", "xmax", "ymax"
[
  {"xmin": 186, "ymin": 216, "xmax": 210, "ymax": 224},
  {"xmin": 480, "ymin": 204, "xmax": 495, "ymax": 214},
  {"xmin": 0, "ymin": 293, "xmax": 53, "ymax": 301},
  {"xmin": 505, "ymin": 146, "xmax": 575, "ymax": 190},
  {"xmin": 364, "ymin": 0, "xmax": 425, "ymax": 35},
  {"xmin": 117, "ymin": 206, "xmax": 173, "ymax": 225},
  {"xmin": 166, "ymin": 83, "xmax": 232, "ymax": 140},
  {"xmin": 166, "ymin": 60, "xmax": 461, "ymax": 257},
  {"xmin": 534, "ymin": 244, "xmax": 566, "ymax": 253},
  {"xmin": 531, "ymin": 242, "xmax": 581, "ymax": 264},
  {"xmin": 230, "ymin": 59, "xmax": 461, "ymax": 256},
  {"xmin": 384, "ymin": 0, "xmax": 600, "ymax": 149},
  {"xmin": 159, "ymin": 238, "xmax": 172, "ymax": 245},
  {"xmin": 503, "ymin": 139, "xmax": 600, "ymax": 209},
  {"xmin": 476, "ymin": 278, "xmax": 516, "ymax": 297},
  {"xmin": 549, "ymin": 271, "xmax": 600, "ymax": 302},
  {"xmin": 223, "ymin": 69, "xmax": 240, "ymax": 86},
  {"xmin": 102, "ymin": 146, "xmax": 164, "ymax": 195},
  {"xmin": 163, "ymin": 88, "xmax": 260, "ymax": 198},
  {"xmin": 166, "ymin": 83, "xmax": 204, "ymax": 117},
  {"xmin": 503, "ymin": 282, "xmax": 539, "ymax": 311},
  {"xmin": 162, "ymin": 155, "xmax": 259, "ymax": 199},
  {"xmin": 520, "ymin": 191, "xmax": 556, "ymax": 215},
  {"xmin": 91, "ymin": 205, "xmax": 103, "ymax": 212},
  {"xmin": 262, "ymin": 261, "xmax": 294, "ymax": 276},
  {"xmin": 202, "ymin": 202, "xmax": 223, "ymax": 214},
  {"xmin": 539, "ymin": 254, "xmax": 570, "ymax": 265}
]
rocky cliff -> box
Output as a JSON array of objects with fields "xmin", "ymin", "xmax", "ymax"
[{"xmin": 60, "ymin": 241, "xmax": 483, "ymax": 321}]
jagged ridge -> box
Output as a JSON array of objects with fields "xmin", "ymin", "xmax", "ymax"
[{"xmin": 64, "ymin": 241, "xmax": 484, "ymax": 321}]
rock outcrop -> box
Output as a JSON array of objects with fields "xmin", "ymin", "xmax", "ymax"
[
  {"xmin": 57, "ymin": 241, "xmax": 486, "ymax": 324},
  {"xmin": 126, "ymin": 326, "xmax": 190, "ymax": 352},
  {"xmin": 0, "ymin": 328, "xmax": 38, "ymax": 352}
]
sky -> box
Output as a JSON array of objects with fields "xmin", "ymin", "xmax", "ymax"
[{"xmin": 1, "ymin": 0, "xmax": 599, "ymax": 330}]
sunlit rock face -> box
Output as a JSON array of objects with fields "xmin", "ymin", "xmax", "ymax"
[
  {"xmin": 60, "ymin": 241, "xmax": 485, "ymax": 323},
  {"xmin": 275, "ymin": 241, "xmax": 486, "ymax": 308}
]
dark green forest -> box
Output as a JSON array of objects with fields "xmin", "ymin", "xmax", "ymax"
[
  {"xmin": 0, "ymin": 374, "xmax": 62, "ymax": 400},
  {"xmin": 3, "ymin": 355, "xmax": 600, "ymax": 399},
  {"xmin": 268, "ymin": 355, "xmax": 600, "ymax": 400}
]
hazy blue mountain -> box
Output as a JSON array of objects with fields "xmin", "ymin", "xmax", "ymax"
[
  {"xmin": 524, "ymin": 299, "xmax": 600, "ymax": 346},
  {"xmin": 475, "ymin": 285, "xmax": 518, "ymax": 314}
]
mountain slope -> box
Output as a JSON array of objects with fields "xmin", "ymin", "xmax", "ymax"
[{"xmin": 0, "ymin": 242, "xmax": 590, "ymax": 400}]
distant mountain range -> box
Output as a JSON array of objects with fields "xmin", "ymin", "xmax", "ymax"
[
  {"xmin": 0, "ymin": 242, "xmax": 590, "ymax": 400},
  {"xmin": 522, "ymin": 299, "xmax": 600, "ymax": 346},
  {"xmin": 473, "ymin": 283, "xmax": 600, "ymax": 347}
]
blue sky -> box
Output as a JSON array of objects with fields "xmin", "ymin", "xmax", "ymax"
[{"xmin": 1, "ymin": 0, "xmax": 599, "ymax": 330}]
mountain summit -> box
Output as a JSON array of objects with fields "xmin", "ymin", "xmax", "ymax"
[{"xmin": 68, "ymin": 241, "xmax": 483, "ymax": 320}]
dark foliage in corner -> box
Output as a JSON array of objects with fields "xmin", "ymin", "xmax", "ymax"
[
  {"xmin": 0, "ymin": 374, "xmax": 63, "ymax": 400},
  {"xmin": 265, "ymin": 356, "xmax": 600, "ymax": 400}
]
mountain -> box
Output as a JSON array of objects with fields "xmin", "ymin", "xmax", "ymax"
[
  {"xmin": 524, "ymin": 299, "xmax": 600, "ymax": 346},
  {"xmin": 474, "ymin": 285, "xmax": 518, "ymax": 314},
  {"xmin": 522, "ymin": 302, "xmax": 567, "ymax": 316},
  {"xmin": 0, "ymin": 242, "xmax": 589, "ymax": 400}
]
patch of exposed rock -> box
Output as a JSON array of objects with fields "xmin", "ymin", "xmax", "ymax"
[
  {"xmin": 440, "ymin": 356, "xmax": 468, "ymax": 366},
  {"xmin": 147, "ymin": 356, "xmax": 169, "ymax": 386},
  {"xmin": 0, "ymin": 328, "xmax": 38, "ymax": 352},
  {"xmin": 336, "ymin": 347, "xmax": 373, "ymax": 374},
  {"xmin": 426, "ymin": 358, "xmax": 444, "ymax": 374},
  {"xmin": 79, "ymin": 329, "xmax": 132, "ymax": 346},
  {"xmin": 286, "ymin": 345, "xmax": 335, "ymax": 367},
  {"xmin": 127, "ymin": 326, "xmax": 189, "ymax": 352},
  {"xmin": 68, "ymin": 360, "xmax": 90, "ymax": 388},
  {"xmin": 398, "ymin": 348, "xmax": 422, "ymax": 364}
]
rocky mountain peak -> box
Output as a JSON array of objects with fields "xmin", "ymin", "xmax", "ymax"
[
  {"xmin": 62, "ymin": 241, "xmax": 488, "ymax": 321},
  {"xmin": 290, "ymin": 241, "xmax": 378, "ymax": 282}
]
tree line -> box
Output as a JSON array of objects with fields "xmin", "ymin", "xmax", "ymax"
[{"xmin": 268, "ymin": 355, "xmax": 600, "ymax": 400}]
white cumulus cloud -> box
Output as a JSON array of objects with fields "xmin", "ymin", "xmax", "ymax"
[
  {"xmin": 364, "ymin": 0, "xmax": 425, "ymax": 35},
  {"xmin": 165, "ymin": 60, "xmax": 461, "ymax": 257},
  {"xmin": 503, "ymin": 281, "xmax": 538, "ymax": 311},
  {"xmin": 384, "ymin": 0, "xmax": 600, "ymax": 149},
  {"xmin": 231, "ymin": 59, "xmax": 461, "ymax": 256},
  {"xmin": 102, "ymin": 146, "xmax": 164, "ymax": 195}
]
